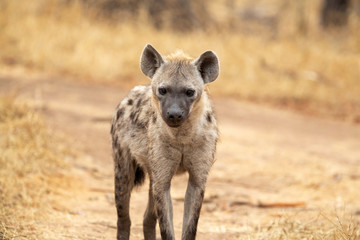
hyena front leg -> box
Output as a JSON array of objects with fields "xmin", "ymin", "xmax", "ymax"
[
  {"xmin": 182, "ymin": 150, "xmax": 214, "ymax": 240},
  {"xmin": 153, "ymin": 179, "xmax": 175, "ymax": 240},
  {"xmin": 181, "ymin": 174, "xmax": 207, "ymax": 240},
  {"xmin": 150, "ymin": 147, "xmax": 181, "ymax": 240},
  {"xmin": 114, "ymin": 150, "xmax": 134, "ymax": 240},
  {"xmin": 143, "ymin": 180, "xmax": 157, "ymax": 240}
]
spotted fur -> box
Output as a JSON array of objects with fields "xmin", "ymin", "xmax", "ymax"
[{"xmin": 111, "ymin": 44, "xmax": 219, "ymax": 240}]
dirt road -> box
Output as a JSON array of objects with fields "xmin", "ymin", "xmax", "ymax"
[{"xmin": 1, "ymin": 75, "xmax": 360, "ymax": 239}]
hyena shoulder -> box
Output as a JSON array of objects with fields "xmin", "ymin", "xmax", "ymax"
[
  {"xmin": 111, "ymin": 85, "xmax": 153, "ymax": 131},
  {"xmin": 111, "ymin": 85, "xmax": 154, "ymax": 162}
]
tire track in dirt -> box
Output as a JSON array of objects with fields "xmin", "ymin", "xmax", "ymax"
[{"xmin": 1, "ymin": 75, "xmax": 360, "ymax": 239}]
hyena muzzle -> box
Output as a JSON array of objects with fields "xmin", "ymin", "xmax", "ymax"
[{"xmin": 111, "ymin": 44, "xmax": 219, "ymax": 240}]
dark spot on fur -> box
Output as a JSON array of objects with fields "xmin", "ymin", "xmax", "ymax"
[
  {"xmin": 115, "ymin": 202, "xmax": 126, "ymax": 219},
  {"xmin": 120, "ymin": 173, "xmax": 130, "ymax": 185},
  {"xmin": 130, "ymin": 111, "xmax": 136, "ymax": 122},
  {"xmin": 142, "ymin": 99, "xmax": 149, "ymax": 106},
  {"xmin": 136, "ymin": 98, "xmax": 142, "ymax": 108},
  {"xmin": 127, "ymin": 99, "xmax": 133, "ymax": 105},
  {"xmin": 137, "ymin": 120, "xmax": 148, "ymax": 129},
  {"xmin": 125, "ymin": 148, "xmax": 131, "ymax": 161},
  {"xmin": 145, "ymin": 108, "xmax": 152, "ymax": 116},
  {"xmin": 112, "ymin": 135, "xmax": 119, "ymax": 149},
  {"xmin": 116, "ymin": 147, "xmax": 122, "ymax": 160},
  {"xmin": 135, "ymin": 92, "xmax": 142, "ymax": 100},
  {"xmin": 152, "ymin": 116, "xmax": 157, "ymax": 123},
  {"xmin": 130, "ymin": 109, "xmax": 148, "ymax": 129},
  {"xmin": 206, "ymin": 112, "xmax": 212, "ymax": 123},
  {"xmin": 110, "ymin": 123, "xmax": 114, "ymax": 134},
  {"xmin": 115, "ymin": 193, "xmax": 120, "ymax": 202},
  {"xmin": 116, "ymin": 108, "xmax": 125, "ymax": 120},
  {"xmin": 115, "ymin": 174, "xmax": 121, "ymax": 184}
]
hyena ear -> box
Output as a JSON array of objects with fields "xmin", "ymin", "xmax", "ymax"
[
  {"xmin": 140, "ymin": 44, "xmax": 164, "ymax": 79},
  {"xmin": 193, "ymin": 51, "xmax": 219, "ymax": 84}
]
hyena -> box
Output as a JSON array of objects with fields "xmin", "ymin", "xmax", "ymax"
[{"xmin": 110, "ymin": 44, "xmax": 219, "ymax": 240}]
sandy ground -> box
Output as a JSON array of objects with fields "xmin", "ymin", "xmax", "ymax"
[{"xmin": 1, "ymin": 74, "xmax": 360, "ymax": 239}]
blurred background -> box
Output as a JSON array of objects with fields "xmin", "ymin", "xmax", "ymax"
[
  {"xmin": 1, "ymin": 1, "xmax": 360, "ymax": 239},
  {"xmin": 1, "ymin": 0, "xmax": 359, "ymax": 122}
]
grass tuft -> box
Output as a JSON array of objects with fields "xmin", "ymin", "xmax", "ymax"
[
  {"xmin": 0, "ymin": 96, "xmax": 73, "ymax": 239},
  {"xmin": 248, "ymin": 211, "xmax": 360, "ymax": 240}
]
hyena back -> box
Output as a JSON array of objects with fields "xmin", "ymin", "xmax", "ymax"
[{"xmin": 111, "ymin": 44, "xmax": 219, "ymax": 240}]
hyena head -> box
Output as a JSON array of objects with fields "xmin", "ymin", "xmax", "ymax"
[{"xmin": 140, "ymin": 44, "xmax": 219, "ymax": 128}]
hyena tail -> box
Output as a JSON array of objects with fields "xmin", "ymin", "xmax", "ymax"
[{"xmin": 134, "ymin": 162, "xmax": 145, "ymax": 187}]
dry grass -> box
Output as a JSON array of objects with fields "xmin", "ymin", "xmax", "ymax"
[
  {"xmin": 248, "ymin": 211, "xmax": 360, "ymax": 240},
  {"xmin": 0, "ymin": 96, "xmax": 75, "ymax": 239},
  {"xmin": 0, "ymin": 1, "xmax": 360, "ymax": 238},
  {"xmin": 1, "ymin": 0, "xmax": 360, "ymax": 122}
]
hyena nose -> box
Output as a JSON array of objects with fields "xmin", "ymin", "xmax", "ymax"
[{"xmin": 167, "ymin": 110, "xmax": 183, "ymax": 122}]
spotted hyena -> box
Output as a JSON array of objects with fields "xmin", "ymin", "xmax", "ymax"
[{"xmin": 111, "ymin": 44, "xmax": 219, "ymax": 240}]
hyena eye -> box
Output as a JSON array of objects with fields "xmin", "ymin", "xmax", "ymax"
[
  {"xmin": 186, "ymin": 89, "xmax": 195, "ymax": 97},
  {"xmin": 158, "ymin": 87, "xmax": 167, "ymax": 95}
]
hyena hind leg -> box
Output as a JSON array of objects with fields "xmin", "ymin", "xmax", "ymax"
[
  {"xmin": 114, "ymin": 148, "xmax": 146, "ymax": 240},
  {"xmin": 114, "ymin": 152, "xmax": 134, "ymax": 240}
]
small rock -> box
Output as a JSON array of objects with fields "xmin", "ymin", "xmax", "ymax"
[
  {"xmin": 69, "ymin": 210, "xmax": 86, "ymax": 216},
  {"xmin": 205, "ymin": 203, "xmax": 217, "ymax": 212}
]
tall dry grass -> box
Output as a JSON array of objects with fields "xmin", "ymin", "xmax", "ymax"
[
  {"xmin": 0, "ymin": 96, "xmax": 74, "ymax": 239},
  {"xmin": 248, "ymin": 211, "xmax": 360, "ymax": 240},
  {"xmin": 0, "ymin": 0, "xmax": 359, "ymax": 122}
]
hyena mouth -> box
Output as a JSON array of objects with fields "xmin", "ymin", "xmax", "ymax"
[
  {"xmin": 165, "ymin": 120, "xmax": 183, "ymax": 128},
  {"xmin": 163, "ymin": 115, "xmax": 186, "ymax": 128}
]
